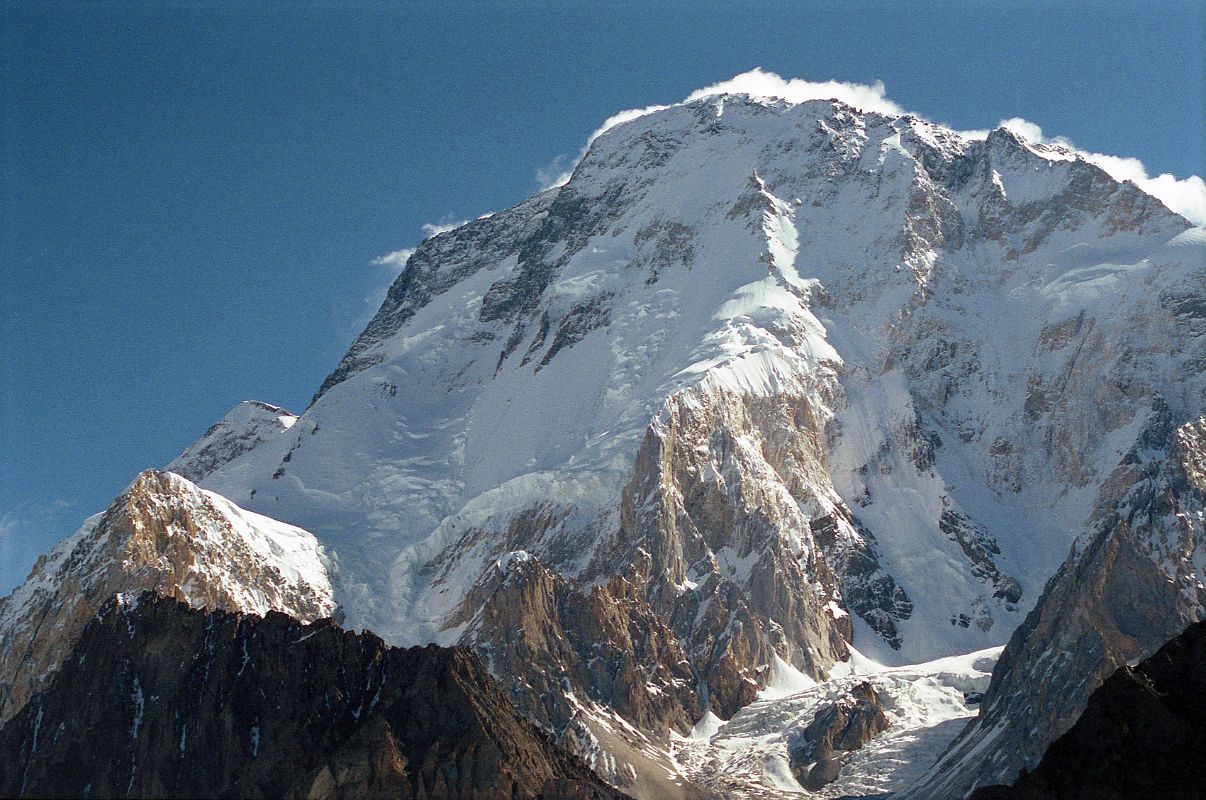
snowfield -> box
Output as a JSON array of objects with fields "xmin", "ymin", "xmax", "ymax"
[{"xmin": 671, "ymin": 647, "xmax": 1002, "ymax": 797}]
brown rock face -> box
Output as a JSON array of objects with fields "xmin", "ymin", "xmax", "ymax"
[
  {"xmin": 0, "ymin": 593, "xmax": 624, "ymax": 800},
  {"xmin": 788, "ymin": 682, "xmax": 891, "ymax": 790},
  {"xmin": 438, "ymin": 385, "xmax": 864, "ymax": 747},
  {"xmin": 0, "ymin": 469, "xmax": 334, "ymax": 724},
  {"xmin": 608, "ymin": 388, "xmax": 855, "ymax": 704},
  {"xmin": 971, "ymin": 620, "xmax": 1206, "ymax": 800},
  {"xmin": 467, "ymin": 553, "xmax": 703, "ymax": 736}
]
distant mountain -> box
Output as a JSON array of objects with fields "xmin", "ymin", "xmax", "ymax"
[{"xmin": 166, "ymin": 400, "xmax": 298, "ymax": 483}]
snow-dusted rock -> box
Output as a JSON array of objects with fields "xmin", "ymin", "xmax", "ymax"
[
  {"xmin": 670, "ymin": 646, "xmax": 1002, "ymax": 797},
  {"xmin": 0, "ymin": 469, "xmax": 334, "ymax": 723},
  {"xmin": 166, "ymin": 400, "xmax": 297, "ymax": 483}
]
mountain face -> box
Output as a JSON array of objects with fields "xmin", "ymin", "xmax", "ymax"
[
  {"xmin": 199, "ymin": 91, "xmax": 1200, "ymax": 743},
  {"xmin": 0, "ymin": 592, "xmax": 624, "ymax": 800},
  {"xmin": 3, "ymin": 88, "xmax": 1204, "ymax": 797},
  {"xmin": 0, "ymin": 469, "xmax": 334, "ymax": 724},
  {"xmin": 971, "ymin": 620, "xmax": 1206, "ymax": 800}
]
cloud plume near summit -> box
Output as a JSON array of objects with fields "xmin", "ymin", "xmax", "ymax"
[{"xmin": 540, "ymin": 69, "xmax": 1205, "ymax": 225}]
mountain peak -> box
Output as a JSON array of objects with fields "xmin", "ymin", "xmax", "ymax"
[
  {"xmin": 167, "ymin": 400, "xmax": 298, "ymax": 482},
  {"xmin": 0, "ymin": 468, "xmax": 333, "ymax": 723}
]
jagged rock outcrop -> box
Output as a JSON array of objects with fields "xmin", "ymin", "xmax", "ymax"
[
  {"xmin": 166, "ymin": 400, "xmax": 298, "ymax": 483},
  {"xmin": 463, "ymin": 552, "xmax": 703, "ymax": 735},
  {"xmin": 971, "ymin": 620, "xmax": 1206, "ymax": 800},
  {"xmin": 0, "ymin": 592, "xmax": 623, "ymax": 800},
  {"xmin": 0, "ymin": 469, "xmax": 334, "ymax": 724},
  {"xmin": 788, "ymin": 681, "xmax": 891, "ymax": 790},
  {"xmin": 909, "ymin": 410, "xmax": 1206, "ymax": 798}
]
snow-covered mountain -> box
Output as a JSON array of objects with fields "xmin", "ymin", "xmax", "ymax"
[
  {"xmin": 3, "ymin": 81, "xmax": 1204, "ymax": 798},
  {"xmin": 0, "ymin": 469, "xmax": 334, "ymax": 724},
  {"xmin": 191, "ymin": 91, "xmax": 1205, "ymax": 793}
]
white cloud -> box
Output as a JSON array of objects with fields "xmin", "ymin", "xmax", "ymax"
[
  {"xmin": 421, "ymin": 219, "xmax": 469, "ymax": 237},
  {"xmin": 536, "ymin": 154, "xmax": 575, "ymax": 191},
  {"xmin": 371, "ymin": 247, "xmax": 415, "ymax": 270},
  {"xmin": 683, "ymin": 68, "xmax": 905, "ymax": 116},
  {"xmin": 541, "ymin": 68, "xmax": 1204, "ymax": 227},
  {"xmin": 1081, "ymin": 154, "xmax": 1206, "ymax": 226}
]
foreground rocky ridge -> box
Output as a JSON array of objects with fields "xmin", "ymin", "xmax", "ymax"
[
  {"xmin": 0, "ymin": 592, "xmax": 623, "ymax": 800},
  {"xmin": 0, "ymin": 469, "xmax": 334, "ymax": 724},
  {"xmin": 972, "ymin": 620, "xmax": 1206, "ymax": 800}
]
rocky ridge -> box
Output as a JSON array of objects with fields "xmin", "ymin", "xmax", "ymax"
[
  {"xmin": 0, "ymin": 592, "xmax": 624, "ymax": 800},
  {"xmin": 908, "ymin": 410, "xmax": 1206, "ymax": 798},
  {"xmin": 971, "ymin": 619, "xmax": 1206, "ymax": 800}
]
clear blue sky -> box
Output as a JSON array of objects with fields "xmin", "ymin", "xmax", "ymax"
[{"xmin": 2, "ymin": 0, "xmax": 1202, "ymax": 594}]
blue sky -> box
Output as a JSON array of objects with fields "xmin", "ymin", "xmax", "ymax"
[{"xmin": 2, "ymin": 0, "xmax": 1202, "ymax": 594}]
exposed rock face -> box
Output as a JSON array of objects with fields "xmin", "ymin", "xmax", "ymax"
[
  {"xmin": 971, "ymin": 620, "xmax": 1206, "ymax": 800},
  {"xmin": 464, "ymin": 552, "xmax": 703, "ymax": 736},
  {"xmin": 448, "ymin": 386, "xmax": 858, "ymax": 741},
  {"xmin": 909, "ymin": 410, "xmax": 1206, "ymax": 798},
  {"xmin": 0, "ymin": 593, "xmax": 623, "ymax": 800},
  {"xmin": 0, "ymin": 469, "xmax": 334, "ymax": 724},
  {"xmin": 166, "ymin": 400, "xmax": 298, "ymax": 483},
  {"xmin": 788, "ymin": 681, "xmax": 890, "ymax": 790}
]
